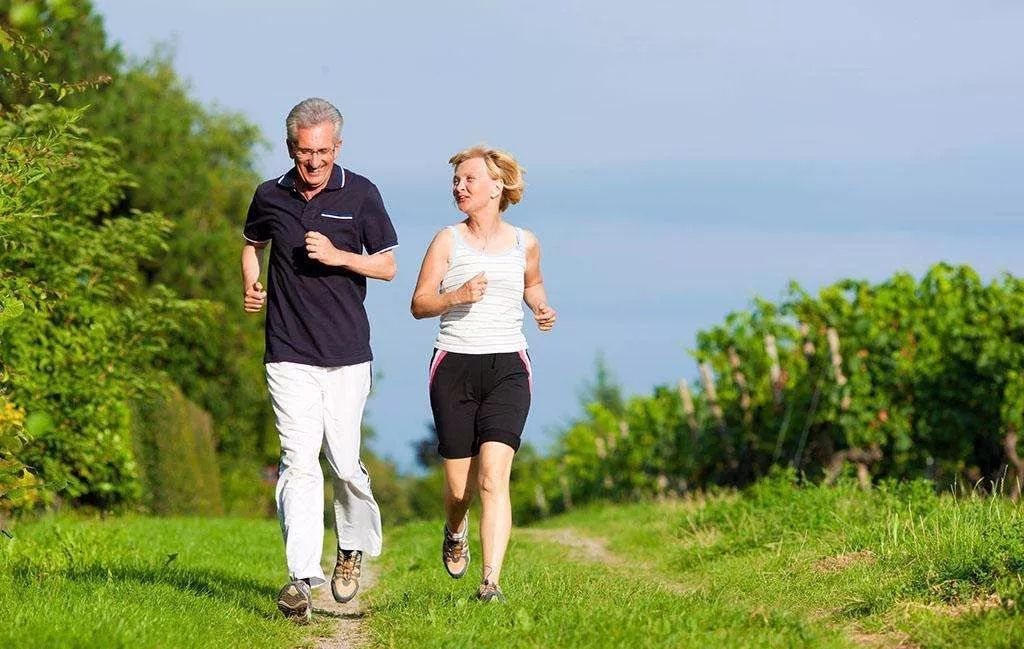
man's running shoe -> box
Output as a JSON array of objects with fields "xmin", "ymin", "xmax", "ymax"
[
  {"xmin": 475, "ymin": 579, "xmax": 506, "ymax": 603},
  {"xmin": 277, "ymin": 578, "xmax": 312, "ymax": 623},
  {"xmin": 442, "ymin": 515, "xmax": 470, "ymax": 579},
  {"xmin": 332, "ymin": 549, "xmax": 362, "ymax": 603}
]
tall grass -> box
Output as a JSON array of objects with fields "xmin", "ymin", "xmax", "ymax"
[{"xmin": 546, "ymin": 473, "xmax": 1024, "ymax": 648}]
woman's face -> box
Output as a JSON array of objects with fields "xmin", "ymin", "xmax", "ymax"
[{"xmin": 453, "ymin": 157, "xmax": 499, "ymax": 215}]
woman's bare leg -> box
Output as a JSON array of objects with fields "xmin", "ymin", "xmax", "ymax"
[
  {"xmin": 443, "ymin": 456, "xmax": 478, "ymax": 533},
  {"xmin": 477, "ymin": 441, "xmax": 515, "ymax": 585}
]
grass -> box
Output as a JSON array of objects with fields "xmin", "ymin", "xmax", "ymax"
[
  {"xmin": 533, "ymin": 475, "xmax": 1024, "ymax": 648},
  {"xmin": 366, "ymin": 518, "xmax": 850, "ymax": 648},
  {"xmin": 0, "ymin": 516, "xmax": 321, "ymax": 649},
  {"xmin": 3, "ymin": 475, "xmax": 1022, "ymax": 648}
]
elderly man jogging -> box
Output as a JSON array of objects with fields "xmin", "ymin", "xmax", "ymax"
[{"xmin": 241, "ymin": 97, "xmax": 398, "ymax": 623}]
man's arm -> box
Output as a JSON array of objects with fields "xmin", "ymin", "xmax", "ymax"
[
  {"xmin": 304, "ymin": 231, "xmax": 397, "ymax": 281},
  {"xmin": 242, "ymin": 242, "xmax": 268, "ymax": 312}
]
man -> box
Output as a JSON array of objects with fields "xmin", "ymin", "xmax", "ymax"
[{"xmin": 241, "ymin": 97, "xmax": 398, "ymax": 623}]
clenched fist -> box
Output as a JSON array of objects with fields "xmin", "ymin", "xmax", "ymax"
[
  {"xmin": 533, "ymin": 303, "xmax": 557, "ymax": 331},
  {"xmin": 305, "ymin": 231, "xmax": 343, "ymax": 266},
  {"xmin": 457, "ymin": 272, "xmax": 488, "ymax": 304},
  {"xmin": 244, "ymin": 281, "xmax": 266, "ymax": 313}
]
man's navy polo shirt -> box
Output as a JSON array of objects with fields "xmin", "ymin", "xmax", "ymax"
[{"xmin": 243, "ymin": 164, "xmax": 398, "ymax": 367}]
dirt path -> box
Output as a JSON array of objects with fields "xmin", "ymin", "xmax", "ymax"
[
  {"xmin": 309, "ymin": 558, "xmax": 377, "ymax": 649},
  {"xmin": 520, "ymin": 527, "xmax": 695, "ymax": 597},
  {"xmin": 524, "ymin": 527, "xmax": 917, "ymax": 649}
]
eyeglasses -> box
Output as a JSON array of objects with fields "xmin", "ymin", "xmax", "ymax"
[{"xmin": 293, "ymin": 145, "xmax": 337, "ymax": 161}]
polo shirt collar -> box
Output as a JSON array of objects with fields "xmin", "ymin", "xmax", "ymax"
[{"xmin": 276, "ymin": 164, "xmax": 346, "ymax": 191}]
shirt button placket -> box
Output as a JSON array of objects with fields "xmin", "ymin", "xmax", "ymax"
[{"xmin": 301, "ymin": 201, "xmax": 318, "ymax": 233}]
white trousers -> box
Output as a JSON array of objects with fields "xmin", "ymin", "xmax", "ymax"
[{"xmin": 266, "ymin": 361, "xmax": 383, "ymax": 587}]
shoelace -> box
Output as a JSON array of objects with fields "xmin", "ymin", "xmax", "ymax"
[
  {"xmin": 335, "ymin": 551, "xmax": 360, "ymax": 581},
  {"xmin": 478, "ymin": 580, "xmax": 502, "ymax": 599},
  {"xmin": 443, "ymin": 534, "xmax": 467, "ymax": 562}
]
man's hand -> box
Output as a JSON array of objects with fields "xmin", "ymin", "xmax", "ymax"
[
  {"xmin": 457, "ymin": 272, "xmax": 488, "ymax": 304},
  {"xmin": 244, "ymin": 281, "xmax": 266, "ymax": 313},
  {"xmin": 534, "ymin": 303, "xmax": 557, "ymax": 331},
  {"xmin": 305, "ymin": 231, "xmax": 345, "ymax": 266}
]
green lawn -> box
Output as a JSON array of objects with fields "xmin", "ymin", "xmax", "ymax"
[
  {"xmin": 539, "ymin": 477, "xmax": 1024, "ymax": 648},
  {"xmin": 0, "ymin": 516, "xmax": 319, "ymax": 649},
  {"xmin": 368, "ymin": 477, "xmax": 1024, "ymax": 649},
  {"xmin": 3, "ymin": 477, "xmax": 1022, "ymax": 648}
]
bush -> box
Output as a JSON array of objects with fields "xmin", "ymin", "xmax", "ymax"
[{"xmin": 131, "ymin": 382, "xmax": 223, "ymax": 516}]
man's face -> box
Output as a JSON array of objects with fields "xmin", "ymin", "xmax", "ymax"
[{"xmin": 287, "ymin": 122, "xmax": 340, "ymax": 191}]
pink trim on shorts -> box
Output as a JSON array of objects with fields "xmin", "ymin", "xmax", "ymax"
[
  {"xmin": 517, "ymin": 350, "xmax": 533, "ymax": 394},
  {"xmin": 428, "ymin": 350, "xmax": 448, "ymax": 389}
]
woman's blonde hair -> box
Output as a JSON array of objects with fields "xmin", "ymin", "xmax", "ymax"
[{"xmin": 449, "ymin": 145, "xmax": 525, "ymax": 212}]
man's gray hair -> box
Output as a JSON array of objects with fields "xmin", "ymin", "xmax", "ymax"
[{"xmin": 285, "ymin": 98, "xmax": 343, "ymax": 143}]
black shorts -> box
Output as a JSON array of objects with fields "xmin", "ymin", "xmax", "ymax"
[{"xmin": 428, "ymin": 350, "xmax": 532, "ymax": 459}]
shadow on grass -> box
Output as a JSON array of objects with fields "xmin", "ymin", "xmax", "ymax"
[
  {"xmin": 8, "ymin": 560, "xmax": 281, "ymax": 619},
  {"xmin": 312, "ymin": 608, "xmax": 365, "ymax": 620}
]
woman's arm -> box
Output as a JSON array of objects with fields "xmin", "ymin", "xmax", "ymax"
[
  {"xmin": 522, "ymin": 230, "xmax": 556, "ymax": 331},
  {"xmin": 411, "ymin": 230, "xmax": 486, "ymax": 319}
]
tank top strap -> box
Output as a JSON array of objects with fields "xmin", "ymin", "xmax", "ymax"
[
  {"xmin": 514, "ymin": 227, "xmax": 526, "ymax": 251},
  {"xmin": 447, "ymin": 224, "xmax": 466, "ymax": 250}
]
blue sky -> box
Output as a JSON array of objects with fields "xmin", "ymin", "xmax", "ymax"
[{"xmin": 93, "ymin": 1, "xmax": 1024, "ymax": 470}]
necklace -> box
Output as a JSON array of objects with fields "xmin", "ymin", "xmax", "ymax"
[{"xmin": 466, "ymin": 221, "xmax": 502, "ymax": 252}]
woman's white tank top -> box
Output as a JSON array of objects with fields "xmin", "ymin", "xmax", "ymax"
[{"xmin": 435, "ymin": 224, "xmax": 528, "ymax": 354}]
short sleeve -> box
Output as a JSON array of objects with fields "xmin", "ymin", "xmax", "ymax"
[
  {"xmin": 358, "ymin": 184, "xmax": 398, "ymax": 255},
  {"xmin": 242, "ymin": 190, "xmax": 273, "ymax": 244}
]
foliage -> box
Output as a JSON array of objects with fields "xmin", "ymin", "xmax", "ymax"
[
  {"xmin": 2, "ymin": 3, "xmax": 276, "ymax": 515},
  {"xmin": 131, "ymin": 381, "xmax": 223, "ymax": 516},
  {"xmin": 1, "ymin": 102, "xmax": 213, "ymax": 508},
  {"xmin": 512, "ymin": 264, "xmax": 1024, "ymax": 523},
  {"xmin": 0, "ymin": 396, "xmax": 39, "ymax": 512},
  {"xmin": 0, "ymin": 2, "xmax": 115, "ymax": 106}
]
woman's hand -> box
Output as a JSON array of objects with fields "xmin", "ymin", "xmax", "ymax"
[
  {"xmin": 533, "ymin": 303, "xmax": 557, "ymax": 331},
  {"xmin": 456, "ymin": 272, "xmax": 488, "ymax": 304}
]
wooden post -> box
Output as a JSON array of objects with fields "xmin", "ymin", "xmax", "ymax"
[
  {"xmin": 534, "ymin": 483, "xmax": 549, "ymax": 516},
  {"xmin": 728, "ymin": 346, "xmax": 752, "ymax": 425},
  {"xmin": 559, "ymin": 474, "xmax": 573, "ymax": 510},
  {"xmin": 826, "ymin": 328, "xmax": 847, "ymax": 386},
  {"xmin": 764, "ymin": 334, "xmax": 783, "ymax": 406},
  {"xmin": 799, "ymin": 322, "xmax": 815, "ymax": 358},
  {"xmin": 826, "ymin": 328, "xmax": 850, "ymax": 411},
  {"xmin": 1004, "ymin": 428, "xmax": 1023, "ymax": 501},
  {"xmin": 699, "ymin": 362, "xmax": 725, "ymax": 428},
  {"xmin": 656, "ymin": 473, "xmax": 670, "ymax": 498},
  {"xmin": 677, "ymin": 379, "xmax": 699, "ymax": 441}
]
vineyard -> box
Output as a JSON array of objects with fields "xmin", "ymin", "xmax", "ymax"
[{"xmin": 508, "ymin": 264, "xmax": 1024, "ymax": 522}]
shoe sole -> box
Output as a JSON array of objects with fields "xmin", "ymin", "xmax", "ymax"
[
  {"xmin": 331, "ymin": 580, "xmax": 359, "ymax": 603},
  {"xmin": 277, "ymin": 598, "xmax": 311, "ymax": 624},
  {"xmin": 477, "ymin": 591, "xmax": 506, "ymax": 603}
]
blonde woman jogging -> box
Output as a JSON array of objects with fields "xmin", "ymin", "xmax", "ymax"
[{"xmin": 411, "ymin": 145, "xmax": 556, "ymax": 603}]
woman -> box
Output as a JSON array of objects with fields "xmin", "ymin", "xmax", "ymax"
[{"xmin": 411, "ymin": 145, "xmax": 557, "ymax": 603}]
